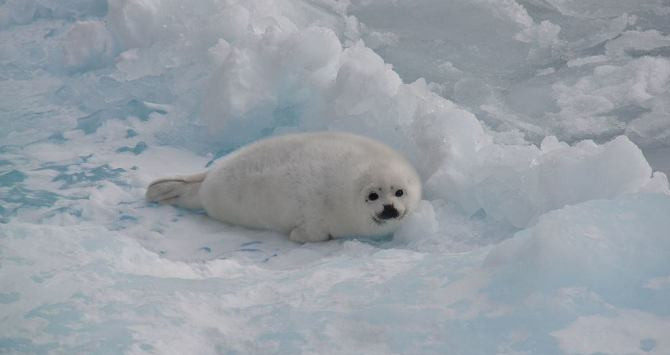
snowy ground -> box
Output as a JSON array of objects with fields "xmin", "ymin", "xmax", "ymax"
[{"xmin": 1, "ymin": 0, "xmax": 670, "ymax": 354}]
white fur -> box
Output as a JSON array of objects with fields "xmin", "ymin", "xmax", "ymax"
[{"xmin": 146, "ymin": 132, "xmax": 422, "ymax": 242}]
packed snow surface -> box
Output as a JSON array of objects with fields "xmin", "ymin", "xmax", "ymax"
[{"xmin": 1, "ymin": 0, "xmax": 670, "ymax": 353}]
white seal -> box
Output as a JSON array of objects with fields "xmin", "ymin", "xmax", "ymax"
[{"xmin": 146, "ymin": 132, "xmax": 422, "ymax": 242}]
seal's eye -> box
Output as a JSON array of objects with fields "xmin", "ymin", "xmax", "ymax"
[
  {"xmin": 395, "ymin": 189, "xmax": 404, "ymax": 197},
  {"xmin": 368, "ymin": 192, "xmax": 379, "ymax": 201}
]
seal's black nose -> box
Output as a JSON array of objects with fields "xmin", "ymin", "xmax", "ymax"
[{"xmin": 378, "ymin": 204, "xmax": 400, "ymax": 220}]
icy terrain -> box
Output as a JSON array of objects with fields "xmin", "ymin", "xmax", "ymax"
[{"xmin": 1, "ymin": 0, "xmax": 670, "ymax": 353}]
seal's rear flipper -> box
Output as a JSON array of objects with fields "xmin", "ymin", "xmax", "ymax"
[{"xmin": 145, "ymin": 172, "xmax": 206, "ymax": 209}]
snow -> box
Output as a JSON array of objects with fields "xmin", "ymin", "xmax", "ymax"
[
  {"xmin": 1, "ymin": 0, "xmax": 670, "ymax": 353},
  {"xmin": 552, "ymin": 310, "xmax": 670, "ymax": 355}
]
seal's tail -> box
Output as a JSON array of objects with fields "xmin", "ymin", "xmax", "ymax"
[{"xmin": 145, "ymin": 172, "xmax": 207, "ymax": 209}]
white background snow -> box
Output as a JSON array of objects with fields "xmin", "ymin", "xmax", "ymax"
[{"xmin": 1, "ymin": 0, "xmax": 670, "ymax": 353}]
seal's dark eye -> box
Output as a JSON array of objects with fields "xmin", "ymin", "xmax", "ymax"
[
  {"xmin": 368, "ymin": 192, "xmax": 379, "ymax": 201},
  {"xmin": 395, "ymin": 189, "xmax": 404, "ymax": 197}
]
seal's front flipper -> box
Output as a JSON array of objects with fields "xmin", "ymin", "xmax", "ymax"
[
  {"xmin": 289, "ymin": 225, "xmax": 331, "ymax": 243},
  {"xmin": 146, "ymin": 172, "xmax": 206, "ymax": 209}
]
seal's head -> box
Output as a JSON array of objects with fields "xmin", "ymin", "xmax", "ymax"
[{"xmin": 353, "ymin": 162, "xmax": 421, "ymax": 236}]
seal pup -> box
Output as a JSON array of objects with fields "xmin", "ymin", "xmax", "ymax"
[{"xmin": 146, "ymin": 132, "xmax": 422, "ymax": 242}]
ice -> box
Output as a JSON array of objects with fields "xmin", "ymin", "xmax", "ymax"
[
  {"xmin": 4, "ymin": 194, "xmax": 668, "ymax": 353},
  {"xmin": 351, "ymin": 0, "xmax": 670, "ymax": 154},
  {"xmin": 552, "ymin": 310, "xmax": 670, "ymax": 355},
  {"xmin": 61, "ymin": 20, "xmax": 116, "ymax": 72},
  {"xmin": 0, "ymin": 0, "xmax": 108, "ymax": 28},
  {"xmin": 457, "ymin": 135, "xmax": 666, "ymax": 228},
  {"xmin": 202, "ymin": 25, "xmax": 344, "ymax": 144},
  {"xmin": 552, "ymin": 56, "xmax": 670, "ymax": 141},
  {"xmin": 0, "ymin": 0, "xmax": 40, "ymax": 28},
  {"xmin": 2, "ymin": 0, "xmax": 670, "ymax": 353},
  {"xmin": 485, "ymin": 194, "xmax": 670, "ymax": 303}
]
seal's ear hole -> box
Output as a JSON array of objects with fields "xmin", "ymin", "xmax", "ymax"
[{"xmin": 367, "ymin": 192, "xmax": 379, "ymax": 201}]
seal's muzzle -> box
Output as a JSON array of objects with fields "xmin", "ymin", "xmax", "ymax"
[{"xmin": 378, "ymin": 204, "xmax": 400, "ymax": 220}]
